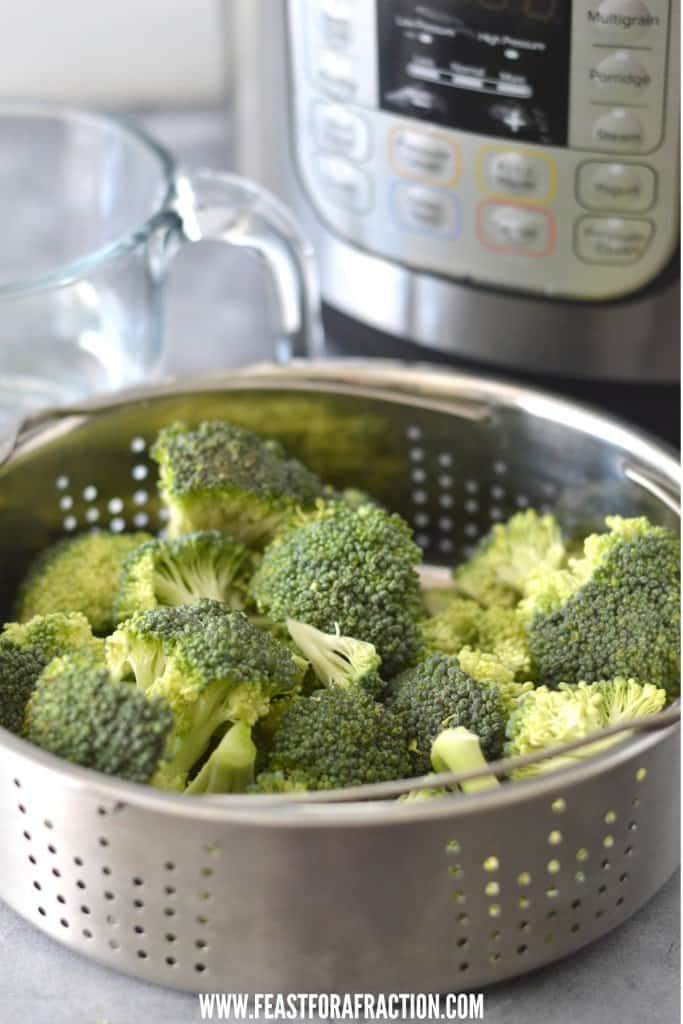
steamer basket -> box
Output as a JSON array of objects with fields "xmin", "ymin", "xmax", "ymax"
[{"xmin": 0, "ymin": 361, "xmax": 679, "ymax": 995}]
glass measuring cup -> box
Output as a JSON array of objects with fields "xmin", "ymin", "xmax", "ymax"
[{"xmin": 0, "ymin": 101, "xmax": 322, "ymax": 433}]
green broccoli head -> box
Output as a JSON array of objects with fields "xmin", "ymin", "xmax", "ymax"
[
  {"xmin": 115, "ymin": 531, "xmax": 255, "ymax": 624},
  {"xmin": 504, "ymin": 677, "xmax": 667, "ymax": 778},
  {"xmin": 265, "ymin": 688, "xmax": 412, "ymax": 790},
  {"xmin": 0, "ymin": 612, "xmax": 102, "ymax": 735},
  {"xmin": 453, "ymin": 510, "xmax": 566, "ymax": 608},
  {"xmin": 387, "ymin": 652, "xmax": 506, "ymax": 774},
  {"xmin": 25, "ymin": 650, "xmax": 174, "ymax": 784},
  {"xmin": 106, "ymin": 600, "xmax": 306, "ymax": 789},
  {"xmin": 249, "ymin": 502, "xmax": 424, "ymax": 677},
  {"xmin": 286, "ymin": 619, "xmax": 385, "ymax": 698},
  {"xmin": 522, "ymin": 517, "xmax": 681, "ymax": 695},
  {"xmin": 151, "ymin": 420, "xmax": 325, "ymax": 546},
  {"xmin": 14, "ymin": 531, "xmax": 152, "ymax": 635},
  {"xmin": 421, "ymin": 597, "xmax": 531, "ymax": 680}
]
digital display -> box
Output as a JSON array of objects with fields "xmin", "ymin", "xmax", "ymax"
[{"xmin": 377, "ymin": 0, "xmax": 572, "ymax": 145}]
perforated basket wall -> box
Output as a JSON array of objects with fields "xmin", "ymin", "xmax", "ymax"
[{"xmin": 0, "ymin": 363, "xmax": 679, "ymax": 994}]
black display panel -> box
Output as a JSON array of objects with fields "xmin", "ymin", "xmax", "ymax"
[{"xmin": 377, "ymin": 0, "xmax": 572, "ymax": 146}]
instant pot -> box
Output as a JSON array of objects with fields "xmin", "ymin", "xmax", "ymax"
[{"xmin": 231, "ymin": 0, "xmax": 680, "ymax": 442}]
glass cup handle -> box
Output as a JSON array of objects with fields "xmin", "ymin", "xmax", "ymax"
[{"xmin": 171, "ymin": 169, "xmax": 324, "ymax": 362}]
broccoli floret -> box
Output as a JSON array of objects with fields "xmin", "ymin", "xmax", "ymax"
[
  {"xmin": 431, "ymin": 727, "xmax": 501, "ymax": 794},
  {"xmin": 0, "ymin": 612, "xmax": 101, "ymax": 735},
  {"xmin": 264, "ymin": 688, "xmax": 411, "ymax": 790},
  {"xmin": 115, "ymin": 531, "xmax": 255, "ymax": 623},
  {"xmin": 25, "ymin": 651, "xmax": 174, "ymax": 784},
  {"xmin": 151, "ymin": 420, "xmax": 325, "ymax": 546},
  {"xmin": 455, "ymin": 648, "xmax": 536, "ymax": 717},
  {"xmin": 421, "ymin": 597, "xmax": 531, "ymax": 679},
  {"xmin": 250, "ymin": 770, "xmax": 310, "ymax": 794},
  {"xmin": 386, "ymin": 652, "xmax": 506, "ymax": 774},
  {"xmin": 249, "ymin": 502, "xmax": 423, "ymax": 677},
  {"xmin": 454, "ymin": 510, "xmax": 566, "ymax": 608},
  {"xmin": 421, "ymin": 586, "xmax": 460, "ymax": 618},
  {"xmin": 286, "ymin": 619, "xmax": 385, "ymax": 698},
  {"xmin": 186, "ymin": 721, "xmax": 257, "ymax": 795},
  {"xmin": 521, "ymin": 517, "xmax": 681, "ymax": 695},
  {"xmin": 15, "ymin": 531, "xmax": 152, "ymax": 634},
  {"xmin": 106, "ymin": 601, "xmax": 306, "ymax": 790},
  {"xmin": 505, "ymin": 677, "xmax": 667, "ymax": 778}
]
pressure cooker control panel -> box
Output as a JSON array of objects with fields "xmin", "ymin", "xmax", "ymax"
[{"xmin": 287, "ymin": 0, "xmax": 679, "ymax": 300}]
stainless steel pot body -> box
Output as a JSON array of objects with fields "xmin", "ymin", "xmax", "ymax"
[
  {"xmin": 231, "ymin": 0, "xmax": 680, "ymax": 383},
  {"xmin": 0, "ymin": 363, "xmax": 679, "ymax": 993}
]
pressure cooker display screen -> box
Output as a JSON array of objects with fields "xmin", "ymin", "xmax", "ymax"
[{"xmin": 377, "ymin": 0, "xmax": 572, "ymax": 145}]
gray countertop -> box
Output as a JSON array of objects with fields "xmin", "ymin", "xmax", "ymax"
[{"xmin": 0, "ymin": 106, "xmax": 679, "ymax": 1024}]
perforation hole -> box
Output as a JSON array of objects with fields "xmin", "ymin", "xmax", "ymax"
[
  {"xmin": 616, "ymin": 896, "xmax": 624, "ymax": 906},
  {"xmin": 484, "ymin": 882, "xmax": 499, "ymax": 897},
  {"xmin": 517, "ymin": 872, "xmax": 532, "ymax": 887},
  {"xmin": 488, "ymin": 904, "xmax": 501, "ymax": 918},
  {"xmin": 518, "ymin": 921, "xmax": 530, "ymax": 933},
  {"xmin": 83, "ymin": 929, "xmax": 92, "ymax": 939},
  {"xmin": 132, "ymin": 464, "xmax": 149, "ymax": 481},
  {"xmin": 137, "ymin": 950, "xmax": 148, "ymax": 960},
  {"xmin": 547, "ymin": 860, "xmax": 561, "ymax": 875},
  {"xmin": 109, "ymin": 940, "xmax": 120, "ymax": 951},
  {"xmin": 37, "ymin": 907, "xmax": 46, "ymax": 917},
  {"xmin": 604, "ymin": 810, "xmax": 617, "ymax": 824},
  {"xmin": 165, "ymin": 933, "xmax": 177, "ymax": 943},
  {"xmin": 575, "ymin": 871, "xmax": 586, "ymax": 885},
  {"xmin": 102, "ymin": 866, "xmax": 112, "ymax": 876},
  {"xmin": 547, "ymin": 830, "xmax": 562, "ymax": 846},
  {"xmin": 490, "ymin": 930, "xmax": 501, "ymax": 942},
  {"xmin": 456, "ymin": 913, "xmax": 469, "ymax": 926},
  {"xmin": 517, "ymin": 945, "xmax": 528, "ymax": 955},
  {"xmin": 545, "ymin": 888, "xmax": 559, "ymax": 900},
  {"xmin": 603, "ymin": 835, "xmax": 615, "ymax": 849},
  {"xmin": 483, "ymin": 856, "xmax": 499, "ymax": 872},
  {"xmin": 570, "ymin": 923, "xmax": 580, "ymax": 934},
  {"xmin": 636, "ymin": 768, "xmax": 647, "ymax": 782},
  {"xmin": 449, "ymin": 865, "xmax": 464, "ymax": 879},
  {"xmin": 517, "ymin": 896, "xmax": 531, "ymax": 910},
  {"xmin": 195, "ymin": 938, "xmax": 208, "ymax": 950},
  {"xmin": 131, "ymin": 437, "xmax": 147, "ymax": 453},
  {"xmin": 488, "ymin": 953, "xmax": 501, "ymax": 964},
  {"xmin": 576, "ymin": 848, "xmax": 589, "ymax": 862},
  {"xmin": 551, "ymin": 798, "xmax": 566, "ymax": 814},
  {"xmin": 446, "ymin": 840, "xmax": 461, "ymax": 856},
  {"xmin": 458, "ymin": 962, "xmax": 469, "ymax": 973},
  {"xmin": 195, "ymin": 964, "xmax": 207, "ymax": 974},
  {"xmin": 134, "ymin": 925, "xmax": 145, "ymax": 935}
]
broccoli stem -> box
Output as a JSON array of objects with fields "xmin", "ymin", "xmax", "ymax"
[
  {"xmin": 430, "ymin": 727, "xmax": 501, "ymax": 794},
  {"xmin": 186, "ymin": 722, "xmax": 257, "ymax": 794}
]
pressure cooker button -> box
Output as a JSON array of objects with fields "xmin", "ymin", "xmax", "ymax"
[
  {"xmin": 592, "ymin": 108, "xmax": 645, "ymax": 152},
  {"xmin": 315, "ymin": 51, "xmax": 358, "ymax": 101},
  {"xmin": 588, "ymin": 0, "xmax": 661, "ymax": 43},
  {"xmin": 318, "ymin": 0, "xmax": 355, "ymax": 49},
  {"xmin": 577, "ymin": 162, "xmax": 655, "ymax": 212},
  {"xmin": 575, "ymin": 215, "xmax": 654, "ymax": 264},
  {"xmin": 312, "ymin": 103, "xmax": 370, "ymax": 162},
  {"xmin": 392, "ymin": 183, "xmax": 460, "ymax": 236},
  {"xmin": 478, "ymin": 202, "xmax": 555, "ymax": 256},
  {"xmin": 590, "ymin": 51, "xmax": 653, "ymax": 102},
  {"xmin": 389, "ymin": 128, "xmax": 459, "ymax": 185},
  {"xmin": 481, "ymin": 148, "xmax": 555, "ymax": 202},
  {"xmin": 316, "ymin": 155, "xmax": 372, "ymax": 213}
]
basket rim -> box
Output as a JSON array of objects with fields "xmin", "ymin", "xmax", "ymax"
[{"xmin": 0, "ymin": 360, "xmax": 680, "ymax": 824}]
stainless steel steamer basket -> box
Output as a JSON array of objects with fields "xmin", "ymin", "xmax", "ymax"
[{"xmin": 0, "ymin": 362, "xmax": 679, "ymax": 995}]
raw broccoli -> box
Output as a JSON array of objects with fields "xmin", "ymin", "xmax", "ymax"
[
  {"xmin": 151, "ymin": 420, "xmax": 325, "ymax": 545},
  {"xmin": 520, "ymin": 517, "xmax": 681, "ymax": 695},
  {"xmin": 115, "ymin": 531, "xmax": 255, "ymax": 623},
  {"xmin": 262, "ymin": 687, "xmax": 411, "ymax": 790},
  {"xmin": 505, "ymin": 677, "xmax": 667, "ymax": 778},
  {"xmin": 386, "ymin": 652, "xmax": 506, "ymax": 774},
  {"xmin": 421, "ymin": 597, "xmax": 531, "ymax": 679},
  {"xmin": 25, "ymin": 651, "xmax": 174, "ymax": 784},
  {"xmin": 106, "ymin": 600, "xmax": 306, "ymax": 790},
  {"xmin": 249, "ymin": 501, "xmax": 423, "ymax": 677},
  {"xmin": 454, "ymin": 510, "xmax": 566, "ymax": 608},
  {"xmin": 431, "ymin": 727, "xmax": 501, "ymax": 794},
  {"xmin": 0, "ymin": 612, "xmax": 101, "ymax": 735},
  {"xmin": 455, "ymin": 649, "xmax": 536, "ymax": 718},
  {"xmin": 421, "ymin": 586, "xmax": 460, "ymax": 618},
  {"xmin": 286, "ymin": 619, "xmax": 385, "ymax": 698},
  {"xmin": 15, "ymin": 531, "xmax": 152, "ymax": 634},
  {"xmin": 186, "ymin": 721, "xmax": 258, "ymax": 795}
]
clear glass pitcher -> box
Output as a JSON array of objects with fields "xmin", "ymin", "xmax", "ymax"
[{"xmin": 0, "ymin": 102, "xmax": 322, "ymax": 432}]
